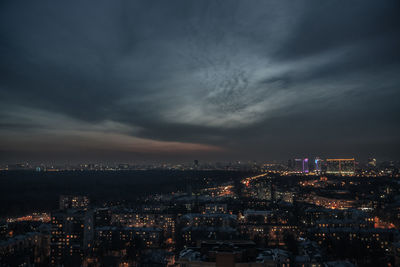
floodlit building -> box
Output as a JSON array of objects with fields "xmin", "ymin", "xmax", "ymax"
[{"xmin": 326, "ymin": 159, "xmax": 355, "ymax": 175}]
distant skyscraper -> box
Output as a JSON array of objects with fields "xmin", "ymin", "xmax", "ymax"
[
  {"xmin": 326, "ymin": 158, "xmax": 355, "ymax": 175},
  {"xmin": 303, "ymin": 158, "xmax": 309, "ymax": 173},
  {"xmin": 314, "ymin": 158, "xmax": 322, "ymax": 173},
  {"xmin": 294, "ymin": 158, "xmax": 309, "ymax": 173}
]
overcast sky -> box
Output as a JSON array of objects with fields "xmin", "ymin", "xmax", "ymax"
[{"xmin": 0, "ymin": 0, "xmax": 399, "ymax": 164}]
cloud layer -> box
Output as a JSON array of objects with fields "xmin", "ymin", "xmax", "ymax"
[{"xmin": 0, "ymin": 0, "xmax": 399, "ymax": 163}]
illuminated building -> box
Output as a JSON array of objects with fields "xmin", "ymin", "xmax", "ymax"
[
  {"xmin": 252, "ymin": 179, "xmax": 272, "ymax": 201},
  {"xmin": 204, "ymin": 203, "xmax": 228, "ymax": 214},
  {"xmin": 239, "ymin": 210, "xmax": 274, "ymax": 245},
  {"xmin": 303, "ymin": 158, "xmax": 309, "ymax": 173},
  {"xmin": 302, "ymin": 193, "xmax": 356, "ymax": 210},
  {"xmin": 294, "ymin": 158, "xmax": 309, "ymax": 173},
  {"xmin": 59, "ymin": 195, "xmax": 90, "ymax": 211},
  {"xmin": 95, "ymin": 226, "xmax": 162, "ymax": 248},
  {"xmin": 368, "ymin": 158, "xmax": 377, "ymax": 168},
  {"xmin": 179, "ymin": 214, "xmax": 238, "ymax": 246},
  {"xmin": 314, "ymin": 158, "xmax": 322, "ymax": 173},
  {"xmin": 294, "ymin": 159, "xmax": 303, "ymax": 173},
  {"xmin": 111, "ymin": 212, "xmax": 175, "ymax": 238},
  {"xmin": 309, "ymin": 228, "xmax": 396, "ymax": 251},
  {"xmin": 242, "ymin": 210, "xmax": 275, "ymax": 225},
  {"xmin": 268, "ymin": 225, "xmax": 299, "ymax": 246},
  {"xmin": 50, "ymin": 209, "xmax": 93, "ymax": 266},
  {"xmin": 239, "ymin": 224, "xmax": 268, "ymax": 244},
  {"xmin": 326, "ymin": 159, "xmax": 355, "ymax": 175},
  {"xmin": 316, "ymin": 219, "xmax": 369, "ymax": 229},
  {"xmin": 274, "ymin": 190, "xmax": 294, "ymax": 204},
  {"xmin": 180, "ymin": 213, "xmax": 236, "ymax": 227}
]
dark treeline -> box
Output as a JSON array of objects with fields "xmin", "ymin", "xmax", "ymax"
[{"xmin": 0, "ymin": 170, "xmax": 254, "ymax": 217}]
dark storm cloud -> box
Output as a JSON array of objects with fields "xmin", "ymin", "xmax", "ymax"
[
  {"xmin": 0, "ymin": 0, "xmax": 399, "ymax": 162},
  {"xmin": 275, "ymin": 1, "xmax": 400, "ymax": 59}
]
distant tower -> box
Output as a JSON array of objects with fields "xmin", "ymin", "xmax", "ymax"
[
  {"xmin": 303, "ymin": 158, "xmax": 309, "ymax": 173},
  {"xmin": 294, "ymin": 158, "xmax": 309, "ymax": 173},
  {"xmin": 194, "ymin": 160, "xmax": 199, "ymax": 168},
  {"xmin": 314, "ymin": 158, "xmax": 321, "ymax": 173}
]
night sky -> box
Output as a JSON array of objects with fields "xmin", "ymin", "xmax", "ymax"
[{"xmin": 0, "ymin": 1, "xmax": 399, "ymax": 163}]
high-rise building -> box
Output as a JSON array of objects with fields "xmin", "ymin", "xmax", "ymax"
[
  {"xmin": 326, "ymin": 158, "xmax": 355, "ymax": 175},
  {"xmin": 294, "ymin": 158, "xmax": 309, "ymax": 173},
  {"xmin": 315, "ymin": 158, "xmax": 322, "ymax": 173},
  {"xmin": 50, "ymin": 209, "xmax": 93, "ymax": 266},
  {"xmin": 51, "ymin": 196, "xmax": 93, "ymax": 266},
  {"xmin": 303, "ymin": 158, "xmax": 309, "ymax": 173}
]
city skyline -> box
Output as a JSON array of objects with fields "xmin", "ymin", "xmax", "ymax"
[
  {"xmin": 2, "ymin": 2, "xmax": 400, "ymax": 266},
  {"xmin": 1, "ymin": 1, "xmax": 400, "ymax": 162}
]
